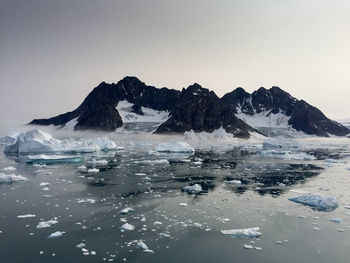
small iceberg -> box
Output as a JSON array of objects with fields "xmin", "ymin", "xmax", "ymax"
[
  {"xmin": 121, "ymin": 223, "xmax": 135, "ymax": 231},
  {"xmin": 221, "ymin": 227, "xmax": 262, "ymax": 238},
  {"xmin": 155, "ymin": 142, "xmax": 194, "ymax": 153},
  {"xmin": 120, "ymin": 207, "xmax": 134, "ymax": 215},
  {"xmin": 17, "ymin": 214, "xmax": 36, "ymax": 219},
  {"xmin": 36, "ymin": 219, "xmax": 58, "ymax": 229},
  {"xmin": 288, "ymin": 194, "xmax": 339, "ymax": 211},
  {"xmin": 135, "ymin": 240, "xmax": 154, "ymax": 253},
  {"xmin": 183, "ymin": 184, "xmax": 202, "ymax": 194},
  {"xmin": 48, "ymin": 231, "xmax": 65, "ymax": 238},
  {"xmin": 0, "ymin": 173, "xmax": 27, "ymax": 184},
  {"xmin": 26, "ymin": 154, "xmax": 82, "ymax": 164}
]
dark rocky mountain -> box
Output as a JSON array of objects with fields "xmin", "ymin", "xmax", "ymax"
[
  {"xmin": 30, "ymin": 77, "xmax": 181, "ymax": 131},
  {"xmin": 155, "ymin": 84, "xmax": 254, "ymax": 138},
  {"xmin": 221, "ymin": 86, "xmax": 349, "ymax": 137},
  {"xmin": 29, "ymin": 77, "xmax": 349, "ymax": 137}
]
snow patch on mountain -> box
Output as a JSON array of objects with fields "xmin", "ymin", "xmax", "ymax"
[{"xmin": 116, "ymin": 100, "xmax": 169, "ymax": 123}]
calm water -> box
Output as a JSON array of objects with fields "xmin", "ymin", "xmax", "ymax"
[{"xmin": 1, "ymin": 134, "xmax": 350, "ymax": 263}]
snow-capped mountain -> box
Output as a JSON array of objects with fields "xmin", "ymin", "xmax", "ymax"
[
  {"xmin": 29, "ymin": 77, "xmax": 349, "ymax": 138},
  {"xmin": 221, "ymin": 86, "xmax": 349, "ymax": 137}
]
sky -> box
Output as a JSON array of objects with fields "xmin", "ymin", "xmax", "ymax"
[{"xmin": 1, "ymin": 0, "xmax": 350, "ymax": 124}]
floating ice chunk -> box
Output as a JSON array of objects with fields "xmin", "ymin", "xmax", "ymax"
[
  {"xmin": 86, "ymin": 159, "xmax": 108, "ymax": 167},
  {"xmin": 2, "ymin": 166, "xmax": 16, "ymax": 172},
  {"xmin": 134, "ymin": 159, "xmax": 169, "ymax": 165},
  {"xmin": 330, "ymin": 218, "xmax": 342, "ymax": 223},
  {"xmin": 226, "ymin": 180, "xmax": 241, "ymax": 185},
  {"xmin": 76, "ymin": 243, "xmax": 86, "ymax": 248},
  {"xmin": 221, "ymin": 227, "xmax": 262, "ymax": 238},
  {"xmin": 39, "ymin": 182, "xmax": 50, "ymax": 187},
  {"xmin": 153, "ymin": 221, "xmax": 163, "ymax": 226},
  {"xmin": 26, "ymin": 154, "xmax": 82, "ymax": 164},
  {"xmin": 179, "ymin": 203, "xmax": 188, "ymax": 207},
  {"xmin": 120, "ymin": 207, "xmax": 134, "ymax": 215},
  {"xmin": 17, "ymin": 214, "xmax": 36, "ymax": 218},
  {"xmin": 36, "ymin": 219, "xmax": 58, "ymax": 229},
  {"xmin": 77, "ymin": 198, "xmax": 96, "ymax": 204},
  {"xmin": 155, "ymin": 142, "xmax": 194, "ymax": 153},
  {"xmin": 77, "ymin": 165, "xmax": 88, "ymax": 173},
  {"xmin": 324, "ymin": 158, "xmax": 347, "ymax": 164},
  {"xmin": 260, "ymin": 150, "xmax": 315, "ymax": 161},
  {"xmin": 183, "ymin": 184, "xmax": 202, "ymax": 194},
  {"xmin": 87, "ymin": 168, "xmax": 99, "ymax": 173},
  {"xmin": 48, "ymin": 231, "xmax": 65, "ymax": 238},
  {"xmin": 262, "ymin": 139, "xmax": 299, "ymax": 150},
  {"xmin": 244, "ymin": 244, "xmax": 254, "ymax": 249},
  {"xmin": 5, "ymin": 129, "xmax": 118, "ymax": 154},
  {"xmin": 288, "ymin": 194, "xmax": 339, "ymax": 211},
  {"xmin": 0, "ymin": 173, "xmax": 27, "ymax": 183},
  {"xmin": 135, "ymin": 240, "xmax": 154, "ymax": 253},
  {"xmin": 121, "ymin": 223, "xmax": 135, "ymax": 231}
]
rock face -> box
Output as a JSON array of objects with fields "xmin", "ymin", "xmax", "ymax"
[
  {"xmin": 29, "ymin": 77, "xmax": 349, "ymax": 137},
  {"xmin": 221, "ymin": 86, "xmax": 349, "ymax": 137},
  {"xmin": 155, "ymin": 84, "xmax": 254, "ymax": 138}
]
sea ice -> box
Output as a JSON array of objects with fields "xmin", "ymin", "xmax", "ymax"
[
  {"xmin": 26, "ymin": 154, "xmax": 82, "ymax": 164},
  {"xmin": 17, "ymin": 214, "xmax": 36, "ymax": 218},
  {"xmin": 121, "ymin": 223, "xmax": 135, "ymax": 231},
  {"xmin": 221, "ymin": 227, "xmax": 262, "ymax": 238},
  {"xmin": 226, "ymin": 180, "xmax": 242, "ymax": 185},
  {"xmin": 262, "ymin": 138, "xmax": 299, "ymax": 150},
  {"xmin": 288, "ymin": 194, "xmax": 339, "ymax": 211},
  {"xmin": 120, "ymin": 207, "xmax": 134, "ymax": 215},
  {"xmin": 0, "ymin": 173, "xmax": 27, "ymax": 183},
  {"xmin": 2, "ymin": 166, "xmax": 16, "ymax": 172},
  {"xmin": 36, "ymin": 219, "xmax": 58, "ymax": 229},
  {"xmin": 155, "ymin": 142, "xmax": 195, "ymax": 153},
  {"xmin": 135, "ymin": 240, "xmax": 154, "ymax": 253},
  {"xmin": 48, "ymin": 231, "xmax": 65, "ymax": 238},
  {"xmin": 183, "ymin": 184, "xmax": 202, "ymax": 194}
]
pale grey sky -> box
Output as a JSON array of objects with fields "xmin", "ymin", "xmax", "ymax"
[{"xmin": 1, "ymin": 0, "xmax": 349, "ymax": 124}]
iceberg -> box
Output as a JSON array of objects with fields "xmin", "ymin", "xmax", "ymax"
[
  {"xmin": 0, "ymin": 135, "xmax": 17, "ymax": 146},
  {"xmin": 5, "ymin": 129, "xmax": 118, "ymax": 155},
  {"xmin": 0, "ymin": 173, "xmax": 27, "ymax": 183},
  {"xmin": 221, "ymin": 227, "xmax": 262, "ymax": 238},
  {"xmin": 155, "ymin": 142, "xmax": 194, "ymax": 153},
  {"xmin": 288, "ymin": 194, "xmax": 339, "ymax": 211}
]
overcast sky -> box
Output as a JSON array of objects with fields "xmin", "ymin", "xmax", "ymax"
[{"xmin": 1, "ymin": 0, "xmax": 349, "ymax": 124}]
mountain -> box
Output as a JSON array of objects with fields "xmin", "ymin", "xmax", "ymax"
[
  {"xmin": 155, "ymin": 84, "xmax": 254, "ymax": 137},
  {"xmin": 221, "ymin": 86, "xmax": 349, "ymax": 137},
  {"xmin": 30, "ymin": 77, "xmax": 180, "ymax": 131},
  {"xmin": 29, "ymin": 77, "xmax": 349, "ymax": 137}
]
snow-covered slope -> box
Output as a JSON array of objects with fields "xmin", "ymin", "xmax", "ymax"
[{"xmin": 116, "ymin": 100, "xmax": 169, "ymax": 123}]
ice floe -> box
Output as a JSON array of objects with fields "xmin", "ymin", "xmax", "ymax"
[
  {"xmin": 155, "ymin": 142, "xmax": 194, "ymax": 153},
  {"xmin": 17, "ymin": 214, "xmax": 36, "ymax": 218},
  {"xmin": 36, "ymin": 219, "xmax": 58, "ymax": 229},
  {"xmin": 26, "ymin": 154, "xmax": 82, "ymax": 164},
  {"xmin": 221, "ymin": 227, "xmax": 262, "ymax": 238},
  {"xmin": 0, "ymin": 173, "xmax": 27, "ymax": 183},
  {"xmin": 48, "ymin": 231, "xmax": 65, "ymax": 238},
  {"xmin": 2, "ymin": 166, "xmax": 16, "ymax": 172},
  {"xmin": 135, "ymin": 240, "xmax": 154, "ymax": 253},
  {"xmin": 121, "ymin": 223, "xmax": 135, "ymax": 231},
  {"xmin": 120, "ymin": 207, "xmax": 134, "ymax": 215},
  {"xmin": 5, "ymin": 129, "xmax": 118, "ymax": 154},
  {"xmin": 183, "ymin": 184, "xmax": 203, "ymax": 194},
  {"xmin": 288, "ymin": 194, "xmax": 339, "ymax": 211}
]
